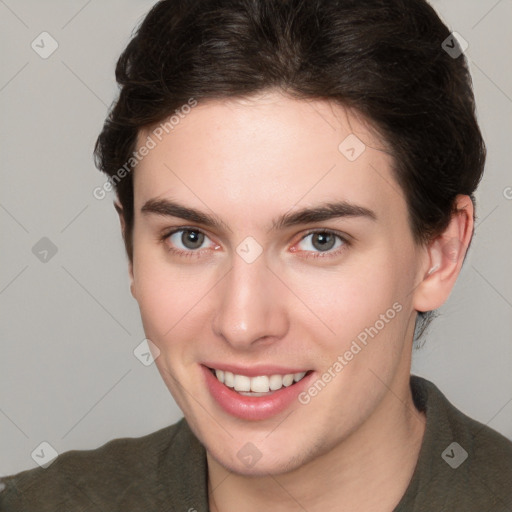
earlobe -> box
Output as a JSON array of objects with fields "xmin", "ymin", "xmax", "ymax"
[{"xmin": 413, "ymin": 195, "xmax": 474, "ymax": 312}]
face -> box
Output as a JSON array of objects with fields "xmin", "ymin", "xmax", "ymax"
[{"xmin": 129, "ymin": 91, "xmax": 426, "ymax": 475}]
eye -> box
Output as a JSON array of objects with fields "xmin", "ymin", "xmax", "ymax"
[
  {"xmin": 170, "ymin": 229, "xmax": 206, "ymax": 250},
  {"xmin": 294, "ymin": 230, "xmax": 347, "ymax": 257},
  {"xmin": 164, "ymin": 228, "xmax": 218, "ymax": 256},
  {"xmin": 161, "ymin": 227, "xmax": 348, "ymax": 260}
]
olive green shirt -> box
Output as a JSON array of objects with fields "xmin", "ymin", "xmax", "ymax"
[{"xmin": 1, "ymin": 375, "xmax": 511, "ymax": 511}]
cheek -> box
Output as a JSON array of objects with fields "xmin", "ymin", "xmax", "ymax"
[
  {"xmin": 134, "ymin": 273, "xmax": 199, "ymax": 342},
  {"xmin": 131, "ymin": 244, "xmax": 218, "ymax": 360},
  {"xmin": 291, "ymin": 259, "xmax": 403, "ymax": 331},
  {"xmin": 289, "ymin": 247, "xmax": 414, "ymax": 366},
  {"xmin": 131, "ymin": 246, "xmax": 184, "ymax": 338}
]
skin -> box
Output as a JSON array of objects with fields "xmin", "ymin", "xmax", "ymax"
[{"xmin": 118, "ymin": 90, "xmax": 473, "ymax": 511}]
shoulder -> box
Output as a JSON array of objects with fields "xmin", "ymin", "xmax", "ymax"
[
  {"xmin": 0, "ymin": 418, "xmax": 203, "ymax": 511},
  {"xmin": 409, "ymin": 375, "xmax": 512, "ymax": 510}
]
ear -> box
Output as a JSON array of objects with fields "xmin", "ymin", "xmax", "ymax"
[
  {"xmin": 114, "ymin": 200, "xmax": 136, "ymax": 298},
  {"xmin": 413, "ymin": 195, "xmax": 474, "ymax": 312}
]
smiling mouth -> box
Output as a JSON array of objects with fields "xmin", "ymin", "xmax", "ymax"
[{"xmin": 207, "ymin": 367, "xmax": 312, "ymax": 396}]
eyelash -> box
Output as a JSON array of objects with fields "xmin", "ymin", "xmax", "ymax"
[{"xmin": 160, "ymin": 227, "xmax": 350, "ymax": 260}]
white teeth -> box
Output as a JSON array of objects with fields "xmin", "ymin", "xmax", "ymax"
[
  {"xmin": 282, "ymin": 374, "xmax": 294, "ymax": 387},
  {"xmin": 233, "ymin": 374, "xmax": 251, "ymax": 392},
  {"xmin": 251, "ymin": 375, "xmax": 270, "ymax": 393},
  {"xmin": 212, "ymin": 369, "xmax": 308, "ymax": 393},
  {"xmin": 224, "ymin": 371, "xmax": 234, "ymax": 388},
  {"xmin": 294, "ymin": 372, "xmax": 306, "ymax": 382},
  {"xmin": 269, "ymin": 374, "xmax": 283, "ymax": 390}
]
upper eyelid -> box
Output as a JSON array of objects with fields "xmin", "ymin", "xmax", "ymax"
[{"xmin": 300, "ymin": 228, "xmax": 348, "ymax": 239}]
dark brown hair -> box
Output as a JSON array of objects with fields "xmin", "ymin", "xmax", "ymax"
[{"xmin": 94, "ymin": 0, "xmax": 485, "ymax": 336}]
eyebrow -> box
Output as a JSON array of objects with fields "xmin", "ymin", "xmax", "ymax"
[{"xmin": 141, "ymin": 198, "xmax": 377, "ymax": 231}]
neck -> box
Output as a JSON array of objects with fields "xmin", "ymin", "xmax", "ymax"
[{"xmin": 208, "ymin": 371, "xmax": 426, "ymax": 512}]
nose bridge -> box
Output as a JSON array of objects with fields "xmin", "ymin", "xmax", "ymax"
[{"xmin": 212, "ymin": 252, "xmax": 288, "ymax": 348}]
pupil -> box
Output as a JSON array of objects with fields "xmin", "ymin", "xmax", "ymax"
[
  {"xmin": 182, "ymin": 230, "xmax": 204, "ymax": 249},
  {"xmin": 312, "ymin": 232, "xmax": 335, "ymax": 251}
]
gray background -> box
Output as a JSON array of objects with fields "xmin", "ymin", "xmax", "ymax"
[{"xmin": 1, "ymin": 0, "xmax": 511, "ymax": 476}]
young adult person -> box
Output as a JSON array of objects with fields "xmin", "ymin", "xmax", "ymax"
[{"xmin": 2, "ymin": 0, "xmax": 511, "ymax": 510}]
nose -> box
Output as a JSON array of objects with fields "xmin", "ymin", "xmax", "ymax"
[{"xmin": 212, "ymin": 252, "xmax": 289, "ymax": 350}]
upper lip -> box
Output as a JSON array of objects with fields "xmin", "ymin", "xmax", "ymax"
[{"xmin": 203, "ymin": 363, "xmax": 311, "ymax": 377}]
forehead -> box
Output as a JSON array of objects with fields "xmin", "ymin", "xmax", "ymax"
[{"xmin": 133, "ymin": 91, "xmax": 406, "ymax": 231}]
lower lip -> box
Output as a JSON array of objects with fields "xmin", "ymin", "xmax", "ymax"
[{"xmin": 202, "ymin": 365, "xmax": 314, "ymax": 421}]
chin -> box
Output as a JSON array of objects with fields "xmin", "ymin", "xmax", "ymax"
[{"xmin": 214, "ymin": 447, "xmax": 309, "ymax": 477}]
